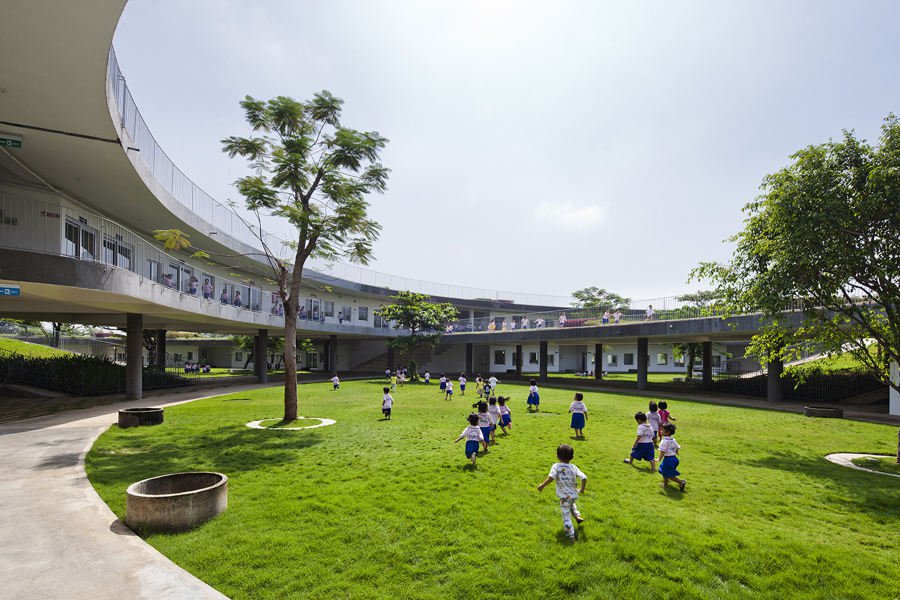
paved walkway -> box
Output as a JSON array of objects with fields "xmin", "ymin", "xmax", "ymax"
[
  {"xmin": 0, "ymin": 384, "xmax": 274, "ymax": 600},
  {"xmin": 825, "ymin": 453, "xmax": 900, "ymax": 479}
]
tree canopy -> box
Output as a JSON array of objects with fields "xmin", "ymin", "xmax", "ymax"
[
  {"xmin": 691, "ymin": 114, "xmax": 900, "ymax": 391},
  {"xmin": 571, "ymin": 287, "xmax": 631, "ymax": 309},
  {"xmin": 378, "ymin": 291, "xmax": 458, "ymax": 377},
  {"xmin": 223, "ymin": 92, "xmax": 389, "ymax": 420}
]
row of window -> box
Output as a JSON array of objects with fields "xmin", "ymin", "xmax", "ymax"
[{"xmin": 493, "ymin": 350, "xmax": 724, "ymax": 368}]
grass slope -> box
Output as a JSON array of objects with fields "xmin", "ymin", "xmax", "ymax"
[
  {"xmin": 0, "ymin": 338, "xmax": 72, "ymax": 358},
  {"xmin": 86, "ymin": 381, "xmax": 900, "ymax": 599}
]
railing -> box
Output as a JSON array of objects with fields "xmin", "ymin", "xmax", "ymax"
[
  {"xmin": 105, "ymin": 48, "xmax": 571, "ymax": 307},
  {"xmin": 443, "ymin": 297, "xmax": 809, "ymax": 333}
]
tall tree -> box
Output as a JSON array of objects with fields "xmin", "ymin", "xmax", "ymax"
[
  {"xmin": 230, "ymin": 334, "xmax": 289, "ymax": 369},
  {"xmin": 377, "ymin": 291, "xmax": 459, "ymax": 379},
  {"xmin": 571, "ymin": 287, "xmax": 631, "ymax": 309},
  {"xmin": 691, "ymin": 114, "xmax": 900, "ymax": 392},
  {"xmin": 223, "ymin": 93, "xmax": 388, "ymax": 420}
]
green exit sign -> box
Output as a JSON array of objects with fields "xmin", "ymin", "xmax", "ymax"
[{"xmin": 0, "ymin": 133, "xmax": 22, "ymax": 148}]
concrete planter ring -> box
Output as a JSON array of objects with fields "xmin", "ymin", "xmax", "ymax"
[
  {"xmin": 126, "ymin": 472, "xmax": 227, "ymax": 533},
  {"xmin": 803, "ymin": 406, "xmax": 844, "ymax": 418},
  {"xmin": 118, "ymin": 407, "xmax": 164, "ymax": 428}
]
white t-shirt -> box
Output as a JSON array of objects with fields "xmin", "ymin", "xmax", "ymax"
[
  {"xmin": 636, "ymin": 423, "xmax": 655, "ymax": 443},
  {"xmin": 559, "ymin": 314, "xmax": 567, "ymax": 325},
  {"xmin": 424, "ymin": 372, "xmax": 431, "ymax": 380},
  {"xmin": 459, "ymin": 426, "xmax": 484, "ymax": 442},
  {"xmin": 499, "ymin": 405, "xmax": 510, "ymax": 415},
  {"xmin": 382, "ymin": 394, "xmax": 393, "ymax": 409},
  {"xmin": 477, "ymin": 412, "xmax": 492, "ymax": 427},
  {"xmin": 529, "ymin": 385, "xmax": 539, "ymax": 395},
  {"xmin": 459, "ymin": 376, "xmax": 467, "ymax": 385},
  {"xmin": 646, "ymin": 411, "xmax": 661, "ymax": 431},
  {"xmin": 488, "ymin": 405, "xmax": 500, "ymax": 421},
  {"xmin": 548, "ymin": 462, "xmax": 586, "ymax": 498},
  {"xmin": 331, "ymin": 376, "xmax": 340, "ymax": 385},
  {"xmin": 439, "ymin": 377, "xmax": 446, "ymax": 384},
  {"xmin": 488, "ymin": 376, "xmax": 498, "ymax": 388},
  {"xmin": 445, "ymin": 381, "xmax": 453, "ymax": 392},
  {"xmin": 659, "ymin": 436, "xmax": 680, "ymax": 456},
  {"xmin": 569, "ymin": 401, "xmax": 587, "ymax": 414}
]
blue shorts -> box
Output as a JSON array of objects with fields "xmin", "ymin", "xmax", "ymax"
[
  {"xmin": 602, "ymin": 318, "xmax": 609, "ymax": 324},
  {"xmin": 659, "ymin": 455, "xmax": 680, "ymax": 477},
  {"xmin": 480, "ymin": 426, "xmax": 492, "ymax": 441},
  {"xmin": 333, "ymin": 384, "xmax": 339, "ymax": 390},
  {"xmin": 571, "ymin": 413, "xmax": 585, "ymax": 429},
  {"xmin": 527, "ymin": 393, "xmax": 540, "ymax": 405},
  {"xmin": 501, "ymin": 414, "xmax": 511, "ymax": 426},
  {"xmin": 631, "ymin": 442, "xmax": 656, "ymax": 462},
  {"xmin": 460, "ymin": 384, "xmax": 466, "ymax": 391},
  {"xmin": 382, "ymin": 408, "xmax": 391, "ymax": 417},
  {"xmin": 446, "ymin": 390, "xmax": 453, "ymax": 396},
  {"xmin": 465, "ymin": 440, "xmax": 480, "ymax": 458}
]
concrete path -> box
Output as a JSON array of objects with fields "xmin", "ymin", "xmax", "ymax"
[{"xmin": 0, "ymin": 384, "xmax": 273, "ymax": 600}]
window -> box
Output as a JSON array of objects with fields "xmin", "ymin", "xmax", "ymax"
[
  {"xmin": 64, "ymin": 219, "xmax": 97, "ymax": 260},
  {"xmin": 64, "ymin": 221, "xmax": 79, "ymax": 257},
  {"xmin": 306, "ymin": 352, "xmax": 318, "ymax": 369},
  {"xmin": 657, "ymin": 353, "xmax": 668, "ymax": 366},
  {"xmin": 374, "ymin": 313, "xmax": 385, "ymax": 328},
  {"xmin": 674, "ymin": 355, "xmax": 685, "ymax": 367},
  {"xmin": 607, "ymin": 354, "xmax": 618, "ymax": 367},
  {"xmin": 712, "ymin": 355, "xmax": 722, "ymax": 368},
  {"xmin": 323, "ymin": 301, "xmax": 334, "ymax": 317},
  {"xmin": 187, "ymin": 352, "xmax": 194, "ymax": 361},
  {"xmin": 494, "ymin": 350, "xmax": 506, "ymax": 365},
  {"xmin": 235, "ymin": 352, "xmax": 243, "ymax": 362},
  {"xmin": 529, "ymin": 352, "xmax": 538, "ymax": 364},
  {"xmin": 358, "ymin": 306, "xmax": 368, "ymax": 321},
  {"xmin": 624, "ymin": 353, "xmax": 634, "ymax": 366},
  {"xmin": 103, "ymin": 235, "xmax": 133, "ymax": 269},
  {"xmin": 146, "ymin": 260, "xmax": 160, "ymax": 283},
  {"xmin": 173, "ymin": 353, "xmax": 183, "ymax": 363},
  {"xmin": 547, "ymin": 355, "xmax": 555, "ymax": 366}
]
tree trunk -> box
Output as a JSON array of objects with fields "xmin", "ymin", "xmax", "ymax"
[
  {"xmin": 283, "ymin": 311, "xmax": 299, "ymax": 422},
  {"xmin": 686, "ymin": 343, "xmax": 697, "ymax": 380}
]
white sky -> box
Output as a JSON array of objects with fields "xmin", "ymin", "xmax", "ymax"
[{"xmin": 113, "ymin": 0, "xmax": 900, "ymax": 302}]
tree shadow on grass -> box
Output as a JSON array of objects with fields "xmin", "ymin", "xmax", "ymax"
[{"xmin": 742, "ymin": 450, "xmax": 900, "ymax": 516}]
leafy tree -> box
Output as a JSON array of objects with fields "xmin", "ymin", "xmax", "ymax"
[
  {"xmin": 377, "ymin": 291, "xmax": 459, "ymax": 379},
  {"xmin": 231, "ymin": 335, "xmax": 288, "ymax": 369},
  {"xmin": 691, "ymin": 114, "xmax": 900, "ymax": 392},
  {"xmin": 571, "ymin": 287, "xmax": 631, "ymax": 309},
  {"xmin": 221, "ymin": 93, "xmax": 388, "ymax": 420}
]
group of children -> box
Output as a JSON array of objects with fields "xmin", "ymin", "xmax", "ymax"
[
  {"xmin": 622, "ymin": 401, "xmax": 685, "ymax": 491},
  {"xmin": 454, "ymin": 395, "xmax": 514, "ymax": 465}
]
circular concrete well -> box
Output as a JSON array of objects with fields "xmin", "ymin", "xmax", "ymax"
[
  {"xmin": 126, "ymin": 472, "xmax": 227, "ymax": 532},
  {"xmin": 804, "ymin": 406, "xmax": 844, "ymax": 418},
  {"xmin": 118, "ymin": 407, "xmax": 164, "ymax": 429}
]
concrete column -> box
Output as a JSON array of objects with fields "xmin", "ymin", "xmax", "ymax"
[
  {"xmin": 254, "ymin": 329, "xmax": 268, "ymax": 384},
  {"xmin": 594, "ymin": 343, "xmax": 603, "ymax": 379},
  {"xmin": 767, "ymin": 358, "xmax": 784, "ymax": 402},
  {"xmin": 155, "ymin": 329, "xmax": 166, "ymax": 369},
  {"xmin": 515, "ymin": 344, "xmax": 523, "ymax": 377},
  {"xmin": 539, "ymin": 341, "xmax": 549, "ymax": 382},
  {"xmin": 702, "ymin": 341, "xmax": 713, "ymax": 388},
  {"xmin": 387, "ymin": 347, "xmax": 395, "ymax": 371},
  {"xmin": 637, "ymin": 337, "xmax": 649, "ymax": 390},
  {"xmin": 126, "ymin": 313, "xmax": 143, "ymax": 400},
  {"xmin": 327, "ymin": 334, "xmax": 337, "ymax": 373},
  {"xmin": 465, "ymin": 343, "xmax": 474, "ymax": 375}
]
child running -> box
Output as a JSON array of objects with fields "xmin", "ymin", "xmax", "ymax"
[
  {"xmin": 459, "ymin": 373, "xmax": 467, "ymax": 396},
  {"xmin": 536, "ymin": 444, "xmax": 587, "ymax": 540},
  {"xmin": 647, "ymin": 401, "xmax": 662, "ymax": 447},
  {"xmin": 381, "ymin": 387, "xmax": 393, "ymax": 420},
  {"xmin": 424, "ymin": 371, "xmax": 431, "ymax": 385},
  {"xmin": 569, "ymin": 392, "xmax": 588, "ymax": 438},
  {"xmin": 454, "ymin": 413, "xmax": 486, "ymax": 466},
  {"xmin": 497, "ymin": 396, "xmax": 512, "ymax": 433},
  {"xmin": 444, "ymin": 378, "xmax": 454, "ymax": 400},
  {"xmin": 390, "ymin": 372, "xmax": 397, "ymax": 392},
  {"xmin": 331, "ymin": 374, "xmax": 340, "ymax": 391},
  {"xmin": 439, "ymin": 374, "xmax": 447, "ymax": 394},
  {"xmin": 658, "ymin": 423, "xmax": 686, "ymax": 491},
  {"xmin": 624, "ymin": 411, "xmax": 657, "ymax": 470},
  {"xmin": 475, "ymin": 400, "xmax": 493, "ymax": 446},
  {"xmin": 488, "ymin": 397, "xmax": 501, "ymax": 441},
  {"xmin": 658, "ymin": 401, "xmax": 675, "ymax": 428},
  {"xmin": 527, "ymin": 379, "xmax": 540, "ymax": 412},
  {"xmin": 475, "ymin": 376, "xmax": 485, "ymax": 398}
]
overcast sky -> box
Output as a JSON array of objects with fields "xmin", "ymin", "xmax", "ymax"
[{"xmin": 113, "ymin": 0, "xmax": 900, "ymax": 302}]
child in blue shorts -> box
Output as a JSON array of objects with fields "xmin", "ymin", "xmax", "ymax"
[
  {"xmin": 474, "ymin": 400, "xmax": 493, "ymax": 446},
  {"xmin": 381, "ymin": 387, "xmax": 393, "ymax": 420},
  {"xmin": 455, "ymin": 413, "xmax": 486, "ymax": 466},
  {"xmin": 658, "ymin": 423, "xmax": 686, "ymax": 491},
  {"xmin": 527, "ymin": 379, "xmax": 540, "ymax": 412},
  {"xmin": 624, "ymin": 411, "xmax": 657, "ymax": 471},
  {"xmin": 488, "ymin": 397, "xmax": 501, "ymax": 440},
  {"xmin": 439, "ymin": 374, "xmax": 447, "ymax": 393},
  {"xmin": 498, "ymin": 396, "xmax": 512, "ymax": 434},
  {"xmin": 444, "ymin": 379, "xmax": 454, "ymax": 400},
  {"xmin": 568, "ymin": 392, "xmax": 588, "ymax": 438}
]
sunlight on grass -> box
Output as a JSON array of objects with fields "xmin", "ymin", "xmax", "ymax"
[{"xmin": 86, "ymin": 380, "xmax": 900, "ymax": 599}]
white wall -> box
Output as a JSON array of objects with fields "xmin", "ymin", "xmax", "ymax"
[{"xmin": 890, "ymin": 361, "xmax": 899, "ymax": 417}]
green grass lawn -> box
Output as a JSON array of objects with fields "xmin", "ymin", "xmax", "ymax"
[
  {"xmin": 851, "ymin": 456, "xmax": 900, "ymax": 476},
  {"xmin": 0, "ymin": 337, "xmax": 73, "ymax": 358},
  {"xmin": 86, "ymin": 381, "xmax": 900, "ymax": 599}
]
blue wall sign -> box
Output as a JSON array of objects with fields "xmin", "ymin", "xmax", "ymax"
[{"xmin": 0, "ymin": 285, "xmax": 21, "ymax": 297}]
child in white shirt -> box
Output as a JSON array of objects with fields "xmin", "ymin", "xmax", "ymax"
[
  {"xmin": 537, "ymin": 444, "xmax": 586, "ymax": 539},
  {"xmin": 474, "ymin": 400, "xmax": 493, "ymax": 446},
  {"xmin": 624, "ymin": 411, "xmax": 657, "ymax": 470},
  {"xmin": 527, "ymin": 379, "xmax": 540, "ymax": 412},
  {"xmin": 439, "ymin": 375, "xmax": 447, "ymax": 393},
  {"xmin": 488, "ymin": 375, "xmax": 499, "ymax": 394},
  {"xmin": 381, "ymin": 387, "xmax": 393, "ymax": 420},
  {"xmin": 657, "ymin": 423, "xmax": 686, "ymax": 491},
  {"xmin": 454, "ymin": 413, "xmax": 486, "ymax": 466},
  {"xmin": 331, "ymin": 374, "xmax": 340, "ymax": 390},
  {"xmin": 487, "ymin": 397, "xmax": 501, "ymax": 441},
  {"xmin": 458, "ymin": 374, "xmax": 467, "ymax": 396},
  {"xmin": 497, "ymin": 396, "xmax": 512, "ymax": 433},
  {"xmin": 424, "ymin": 371, "xmax": 431, "ymax": 384},
  {"xmin": 569, "ymin": 392, "xmax": 588, "ymax": 438},
  {"xmin": 444, "ymin": 379, "xmax": 454, "ymax": 400},
  {"xmin": 647, "ymin": 401, "xmax": 662, "ymax": 447}
]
